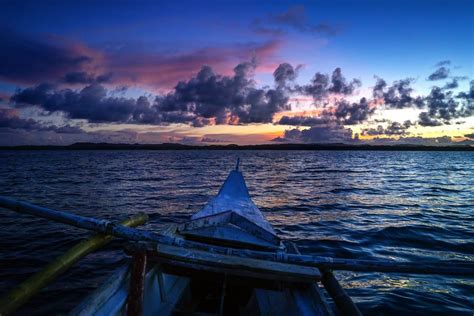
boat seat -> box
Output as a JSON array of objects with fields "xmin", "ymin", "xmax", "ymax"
[{"xmin": 141, "ymin": 243, "xmax": 321, "ymax": 284}]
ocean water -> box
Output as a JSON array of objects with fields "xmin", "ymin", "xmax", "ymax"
[{"xmin": 0, "ymin": 150, "xmax": 472, "ymax": 315}]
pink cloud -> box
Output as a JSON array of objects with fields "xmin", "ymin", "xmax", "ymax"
[{"xmin": 103, "ymin": 39, "xmax": 283, "ymax": 91}]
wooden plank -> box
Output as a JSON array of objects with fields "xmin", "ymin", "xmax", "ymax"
[
  {"xmin": 230, "ymin": 212, "xmax": 280, "ymax": 245},
  {"xmin": 127, "ymin": 251, "xmax": 147, "ymax": 316},
  {"xmin": 180, "ymin": 211, "xmax": 280, "ymax": 247},
  {"xmin": 179, "ymin": 211, "xmax": 233, "ymax": 232},
  {"xmin": 285, "ymin": 241, "xmax": 332, "ymax": 316},
  {"xmin": 182, "ymin": 225, "xmax": 280, "ymax": 250},
  {"xmin": 69, "ymin": 266, "xmax": 129, "ymax": 316},
  {"xmin": 320, "ymin": 269, "xmax": 362, "ymax": 316},
  {"xmin": 155, "ymin": 257, "xmax": 317, "ymax": 285},
  {"xmin": 146, "ymin": 272, "xmax": 191, "ymax": 316},
  {"xmin": 131, "ymin": 243, "xmax": 321, "ymax": 282}
]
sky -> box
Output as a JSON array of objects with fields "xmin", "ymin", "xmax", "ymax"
[{"xmin": 0, "ymin": 0, "xmax": 473, "ymax": 146}]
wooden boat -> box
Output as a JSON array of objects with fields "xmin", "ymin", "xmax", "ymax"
[{"xmin": 69, "ymin": 161, "xmax": 344, "ymax": 316}]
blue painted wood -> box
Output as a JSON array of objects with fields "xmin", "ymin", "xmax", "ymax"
[
  {"xmin": 70, "ymin": 265, "xmax": 190, "ymax": 316},
  {"xmin": 181, "ymin": 225, "xmax": 279, "ymax": 249},
  {"xmin": 190, "ymin": 170, "xmax": 276, "ymax": 234},
  {"xmin": 182, "ymin": 168, "xmax": 281, "ymax": 248},
  {"xmin": 179, "ymin": 211, "xmax": 281, "ymax": 248}
]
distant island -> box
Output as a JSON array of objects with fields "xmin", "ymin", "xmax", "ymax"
[{"xmin": 0, "ymin": 143, "xmax": 473, "ymax": 151}]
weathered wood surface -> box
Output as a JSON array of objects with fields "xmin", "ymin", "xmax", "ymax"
[
  {"xmin": 69, "ymin": 266, "xmax": 130, "ymax": 316},
  {"xmin": 2, "ymin": 196, "xmax": 474, "ymax": 276},
  {"xmin": 285, "ymin": 241, "xmax": 333, "ymax": 316},
  {"xmin": 0, "ymin": 213, "xmax": 148, "ymax": 316},
  {"xmin": 132, "ymin": 243, "xmax": 321, "ymax": 282},
  {"xmin": 70, "ymin": 265, "xmax": 191, "ymax": 316},
  {"xmin": 287, "ymin": 241, "xmax": 359, "ymax": 316},
  {"xmin": 182, "ymin": 224, "xmax": 279, "ymax": 250},
  {"xmin": 126, "ymin": 251, "xmax": 147, "ymax": 316},
  {"xmin": 321, "ymin": 269, "xmax": 362, "ymax": 316},
  {"xmin": 149, "ymin": 256, "xmax": 318, "ymax": 285},
  {"xmin": 180, "ymin": 211, "xmax": 281, "ymax": 247}
]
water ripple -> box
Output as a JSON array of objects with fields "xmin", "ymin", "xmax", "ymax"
[{"xmin": 0, "ymin": 150, "xmax": 473, "ymax": 315}]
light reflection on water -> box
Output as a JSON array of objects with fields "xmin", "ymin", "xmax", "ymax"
[{"xmin": 0, "ymin": 150, "xmax": 473, "ymax": 315}]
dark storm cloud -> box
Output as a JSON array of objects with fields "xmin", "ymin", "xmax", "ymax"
[
  {"xmin": 0, "ymin": 28, "xmax": 93, "ymax": 84},
  {"xmin": 298, "ymin": 68, "xmax": 361, "ymax": 100},
  {"xmin": 328, "ymin": 68, "xmax": 361, "ymax": 94},
  {"xmin": 155, "ymin": 61, "xmax": 290, "ymax": 124},
  {"xmin": 0, "ymin": 108, "xmax": 83, "ymax": 133},
  {"xmin": 417, "ymin": 81, "xmax": 473, "ymax": 126},
  {"xmin": 11, "ymin": 61, "xmax": 293, "ymax": 126},
  {"xmin": 276, "ymin": 124, "xmax": 353, "ymax": 143},
  {"xmin": 12, "ymin": 83, "xmax": 141, "ymax": 123},
  {"xmin": 10, "ymin": 61, "xmax": 473, "ymax": 133},
  {"xmin": 418, "ymin": 112, "xmax": 443, "ymax": 126},
  {"xmin": 421, "ymin": 86, "xmax": 473, "ymax": 124},
  {"xmin": 373, "ymin": 77, "xmax": 423, "ymax": 109},
  {"xmin": 332, "ymin": 97, "xmax": 375, "ymax": 125},
  {"xmin": 63, "ymin": 72, "xmax": 114, "ymax": 84},
  {"xmin": 278, "ymin": 115, "xmax": 330, "ymax": 126},
  {"xmin": 443, "ymin": 79, "xmax": 459, "ymax": 90},
  {"xmin": 427, "ymin": 67, "xmax": 450, "ymax": 81},
  {"xmin": 361, "ymin": 120, "xmax": 413, "ymax": 136},
  {"xmin": 10, "ymin": 83, "xmax": 55, "ymax": 105},
  {"xmin": 457, "ymin": 80, "xmax": 474, "ymax": 101},
  {"xmin": 273, "ymin": 63, "xmax": 300, "ymax": 88}
]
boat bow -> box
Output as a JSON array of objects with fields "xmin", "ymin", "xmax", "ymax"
[{"xmin": 179, "ymin": 165, "xmax": 281, "ymax": 249}]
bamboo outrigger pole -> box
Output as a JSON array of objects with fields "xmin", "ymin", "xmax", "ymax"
[
  {"xmin": 0, "ymin": 212, "xmax": 148, "ymax": 316},
  {"xmin": 1, "ymin": 196, "xmax": 473, "ymax": 277}
]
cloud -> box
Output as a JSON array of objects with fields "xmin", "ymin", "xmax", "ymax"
[
  {"xmin": 12, "ymin": 83, "xmax": 141, "ymax": 123},
  {"xmin": 154, "ymin": 61, "xmax": 291, "ymax": 125},
  {"xmin": 62, "ymin": 72, "xmax": 114, "ymax": 84},
  {"xmin": 275, "ymin": 124, "xmax": 353, "ymax": 143},
  {"xmin": 0, "ymin": 27, "xmax": 282, "ymax": 89},
  {"xmin": 418, "ymin": 112, "xmax": 442, "ymax": 126},
  {"xmin": 278, "ymin": 115, "xmax": 329, "ymax": 126},
  {"xmin": 11, "ymin": 61, "xmax": 293, "ymax": 126},
  {"xmin": 464, "ymin": 133, "xmax": 474, "ymax": 140},
  {"xmin": 369, "ymin": 136, "xmax": 472, "ymax": 146},
  {"xmin": 442, "ymin": 78, "xmax": 459, "ymax": 90},
  {"xmin": 332, "ymin": 97, "xmax": 375, "ymax": 125},
  {"xmin": 298, "ymin": 68, "xmax": 361, "ymax": 101},
  {"xmin": 273, "ymin": 63, "xmax": 300, "ymax": 88},
  {"xmin": 362, "ymin": 120, "xmax": 413, "ymax": 136},
  {"xmin": 373, "ymin": 77, "xmax": 423, "ymax": 109},
  {"xmin": 8, "ymin": 61, "xmax": 473, "ymax": 143},
  {"xmin": 0, "ymin": 28, "xmax": 96, "ymax": 84},
  {"xmin": 271, "ymin": 5, "xmax": 341, "ymax": 36},
  {"xmin": 102, "ymin": 39, "xmax": 282, "ymax": 89},
  {"xmin": 435, "ymin": 60, "xmax": 451, "ymax": 67},
  {"xmin": 417, "ymin": 84, "xmax": 473, "ymax": 126},
  {"xmin": 427, "ymin": 67, "xmax": 450, "ymax": 81},
  {"xmin": 0, "ymin": 108, "xmax": 83, "ymax": 133},
  {"xmin": 457, "ymin": 80, "xmax": 474, "ymax": 101},
  {"xmin": 201, "ymin": 137, "xmax": 226, "ymax": 143}
]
